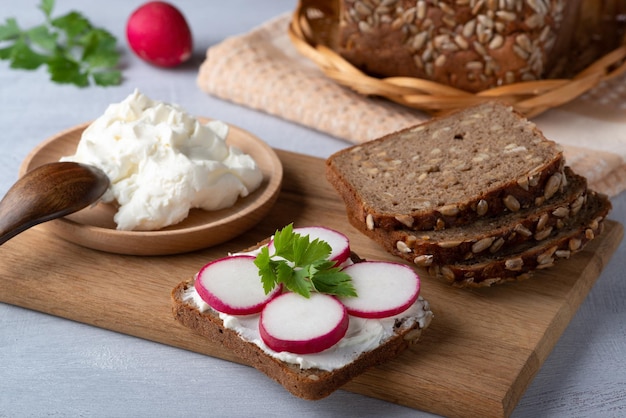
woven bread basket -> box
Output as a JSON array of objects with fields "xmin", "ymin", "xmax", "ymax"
[{"xmin": 288, "ymin": 0, "xmax": 626, "ymax": 117}]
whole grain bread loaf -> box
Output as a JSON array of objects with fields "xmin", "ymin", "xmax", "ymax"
[
  {"xmin": 345, "ymin": 167, "xmax": 588, "ymax": 266},
  {"xmin": 333, "ymin": 0, "xmax": 583, "ymax": 92},
  {"xmin": 362, "ymin": 190, "xmax": 611, "ymax": 287},
  {"xmin": 326, "ymin": 102, "xmax": 565, "ymax": 232},
  {"xmin": 171, "ymin": 250, "xmax": 433, "ymax": 400}
]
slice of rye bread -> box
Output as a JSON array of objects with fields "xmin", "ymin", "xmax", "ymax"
[
  {"xmin": 345, "ymin": 167, "xmax": 588, "ymax": 266},
  {"xmin": 171, "ymin": 252, "xmax": 433, "ymax": 400},
  {"xmin": 360, "ymin": 190, "xmax": 611, "ymax": 287},
  {"xmin": 326, "ymin": 102, "xmax": 566, "ymax": 231}
]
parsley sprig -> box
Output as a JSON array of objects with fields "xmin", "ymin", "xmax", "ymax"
[
  {"xmin": 254, "ymin": 224, "xmax": 357, "ymax": 299},
  {"xmin": 0, "ymin": 0, "xmax": 121, "ymax": 87}
]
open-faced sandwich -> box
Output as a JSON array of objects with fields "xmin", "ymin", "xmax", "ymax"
[{"xmin": 171, "ymin": 224, "xmax": 433, "ymax": 400}]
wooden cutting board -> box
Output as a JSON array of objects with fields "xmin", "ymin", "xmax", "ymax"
[{"xmin": 0, "ymin": 149, "xmax": 622, "ymax": 418}]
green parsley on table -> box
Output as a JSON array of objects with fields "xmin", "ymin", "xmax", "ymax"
[
  {"xmin": 254, "ymin": 224, "xmax": 358, "ymax": 299},
  {"xmin": 0, "ymin": 0, "xmax": 122, "ymax": 87}
]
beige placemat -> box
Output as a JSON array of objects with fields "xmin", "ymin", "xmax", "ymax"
[{"xmin": 198, "ymin": 13, "xmax": 626, "ymax": 197}]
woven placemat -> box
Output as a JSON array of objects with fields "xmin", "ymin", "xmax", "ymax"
[{"xmin": 198, "ymin": 13, "xmax": 626, "ymax": 197}]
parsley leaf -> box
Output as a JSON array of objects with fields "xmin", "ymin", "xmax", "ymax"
[
  {"xmin": 0, "ymin": 0, "xmax": 121, "ymax": 87},
  {"xmin": 307, "ymin": 260, "xmax": 355, "ymax": 295},
  {"xmin": 0, "ymin": 18, "xmax": 20, "ymax": 41},
  {"xmin": 91, "ymin": 69, "xmax": 122, "ymax": 87},
  {"xmin": 9, "ymin": 38, "xmax": 48, "ymax": 69},
  {"xmin": 27, "ymin": 24, "xmax": 57, "ymax": 52},
  {"xmin": 47, "ymin": 54, "xmax": 88, "ymax": 86},
  {"xmin": 254, "ymin": 224, "xmax": 358, "ymax": 299},
  {"xmin": 39, "ymin": 0, "xmax": 54, "ymax": 18}
]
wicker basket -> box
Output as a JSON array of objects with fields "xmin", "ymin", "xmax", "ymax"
[{"xmin": 288, "ymin": 0, "xmax": 626, "ymax": 117}]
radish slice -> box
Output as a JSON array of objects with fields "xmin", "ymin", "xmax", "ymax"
[
  {"xmin": 195, "ymin": 255, "xmax": 281, "ymax": 315},
  {"xmin": 339, "ymin": 262, "xmax": 420, "ymax": 319},
  {"xmin": 259, "ymin": 292, "xmax": 349, "ymax": 354},
  {"xmin": 268, "ymin": 226, "xmax": 351, "ymax": 265}
]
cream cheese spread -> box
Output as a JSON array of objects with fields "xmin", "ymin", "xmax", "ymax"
[
  {"xmin": 61, "ymin": 89, "xmax": 263, "ymax": 230},
  {"xmin": 183, "ymin": 273, "xmax": 433, "ymax": 372}
]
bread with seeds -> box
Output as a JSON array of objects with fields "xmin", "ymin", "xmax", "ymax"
[
  {"xmin": 344, "ymin": 167, "xmax": 588, "ymax": 267},
  {"xmin": 326, "ymin": 102, "xmax": 565, "ymax": 232},
  {"xmin": 363, "ymin": 189, "xmax": 611, "ymax": 287},
  {"xmin": 332, "ymin": 0, "xmax": 584, "ymax": 92}
]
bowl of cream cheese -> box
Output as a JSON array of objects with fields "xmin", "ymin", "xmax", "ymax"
[{"xmin": 19, "ymin": 91, "xmax": 283, "ymax": 255}]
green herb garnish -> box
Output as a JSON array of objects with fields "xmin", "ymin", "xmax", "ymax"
[
  {"xmin": 254, "ymin": 224, "xmax": 357, "ymax": 299},
  {"xmin": 0, "ymin": 0, "xmax": 122, "ymax": 87}
]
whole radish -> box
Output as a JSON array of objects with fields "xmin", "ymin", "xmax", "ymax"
[{"xmin": 126, "ymin": 1, "xmax": 192, "ymax": 67}]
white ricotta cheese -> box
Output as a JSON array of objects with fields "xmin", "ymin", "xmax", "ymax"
[{"xmin": 61, "ymin": 89, "xmax": 263, "ymax": 230}]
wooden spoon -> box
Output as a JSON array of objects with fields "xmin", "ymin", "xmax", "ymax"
[{"xmin": 0, "ymin": 162, "xmax": 110, "ymax": 245}]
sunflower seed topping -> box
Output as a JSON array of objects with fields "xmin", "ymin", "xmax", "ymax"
[{"xmin": 343, "ymin": 0, "xmax": 567, "ymax": 90}]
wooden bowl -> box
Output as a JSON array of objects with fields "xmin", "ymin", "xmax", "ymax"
[{"xmin": 19, "ymin": 121, "xmax": 283, "ymax": 256}]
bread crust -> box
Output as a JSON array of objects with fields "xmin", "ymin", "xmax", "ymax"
[
  {"xmin": 171, "ymin": 254, "xmax": 432, "ymax": 400},
  {"xmin": 355, "ymin": 190, "xmax": 611, "ymax": 287},
  {"xmin": 346, "ymin": 167, "xmax": 588, "ymax": 265}
]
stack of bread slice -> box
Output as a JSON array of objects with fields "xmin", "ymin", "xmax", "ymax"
[{"xmin": 326, "ymin": 102, "xmax": 612, "ymax": 287}]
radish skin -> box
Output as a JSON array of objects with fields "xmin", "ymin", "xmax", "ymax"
[
  {"xmin": 195, "ymin": 256, "xmax": 281, "ymax": 315},
  {"xmin": 126, "ymin": 1, "xmax": 193, "ymax": 67},
  {"xmin": 259, "ymin": 293, "xmax": 349, "ymax": 354},
  {"xmin": 340, "ymin": 262, "xmax": 420, "ymax": 319}
]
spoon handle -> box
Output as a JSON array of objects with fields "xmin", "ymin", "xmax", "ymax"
[
  {"xmin": 0, "ymin": 198, "xmax": 44, "ymax": 245},
  {"xmin": 0, "ymin": 162, "xmax": 109, "ymax": 245}
]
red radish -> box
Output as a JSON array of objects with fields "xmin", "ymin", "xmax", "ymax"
[
  {"xmin": 268, "ymin": 226, "xmax": 351, "ymax": 266},
  {"xmin": 339, "ymin": 262, "xmax": 420, "ymax": 319},
  {"xmin": 195, "ymin": 256, "xmax": 281, "ymax": 315},
  {"xmin": 259, "ymin": 292, "xmax": 349, "ymax": 354},
  {"xmin": 126, "ymin": 1, "xmax": 192, "ymax": 67}
]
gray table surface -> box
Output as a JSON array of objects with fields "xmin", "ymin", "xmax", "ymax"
[{"xmin": 1, "ymin": 1, "xmax": 625, "ymax": 417}]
